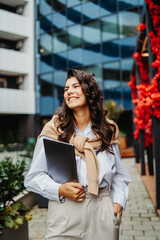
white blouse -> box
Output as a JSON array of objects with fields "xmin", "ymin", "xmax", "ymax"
[{"xmin": 24, "ymin": 123, "xmax": 131, "ymax": 210}]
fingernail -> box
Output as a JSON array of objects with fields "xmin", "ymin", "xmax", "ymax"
[{"xmin": 114, "ymin": 212, "xmax": 117, "ymax": 216}]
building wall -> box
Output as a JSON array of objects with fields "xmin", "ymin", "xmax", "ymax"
[
  {"xmin": 35, "ymin": 0, "xmax": 144, "ymax": 118},
  {"xmin": 0, "ymin": 0, "xmax": 35, "ymax": 143},
  {"xmin": 0, "ymin": 0, "xmax": 35, "ymax": 114}
]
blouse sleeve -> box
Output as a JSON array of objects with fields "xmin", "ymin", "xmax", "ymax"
[
  {"xmin": 24, "ymin": 136, "xmax": 61, "ymax": 201},
  {"xmin": 111, "ymin": 144, "xmax": 132, "ymax": 210}
]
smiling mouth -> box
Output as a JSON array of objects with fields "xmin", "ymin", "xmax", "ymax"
[{"xmin": 68, "ymin": 97, "xmax": 79, "ymax": 101}]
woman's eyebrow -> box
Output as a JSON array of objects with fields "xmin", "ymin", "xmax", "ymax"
[{"xmin": 64, "ymin": 83, "xmax": 80, "ymax": 88}]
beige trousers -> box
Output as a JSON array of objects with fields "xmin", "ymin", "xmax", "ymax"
[{"xmin": 45, "ymin": 189, "xmax": 121, "ymax": 240}]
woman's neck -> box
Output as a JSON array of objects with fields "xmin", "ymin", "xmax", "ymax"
[{"xmin": 73, "ymin": 108, "xmax": 91, "ymax": 132}]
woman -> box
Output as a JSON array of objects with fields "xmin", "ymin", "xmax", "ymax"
[{"xmin": 24, "ymin": 69, "xmax": 131, "ymax": 240}]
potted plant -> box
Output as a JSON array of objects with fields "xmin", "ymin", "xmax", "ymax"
[
  {"xmin": 103, "ymin": 99, "xmax": 123, "ymax": 123},
  {"xmin": 120, "ymin": 131, "xmax": 127, "ymax": 149},
  {"xmin": 0, "ymin": 157, "xmax": 32, "ymax": 240}
]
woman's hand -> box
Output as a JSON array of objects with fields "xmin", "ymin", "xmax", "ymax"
[
  {"xmin": 59, "ymin": 182, "xmax": 85, "ymax": 202},
  {"xmin": 113, "ymin": 203, "xmax": 123, "ymax": 218}
]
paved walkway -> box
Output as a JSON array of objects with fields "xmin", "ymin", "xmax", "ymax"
[{"xmin": 28, "ymin": 158, "xmax": 160, "ymax": 240}]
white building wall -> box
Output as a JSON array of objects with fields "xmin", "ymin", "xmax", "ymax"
[
  {"xmin": 0, "ymin": 9, "xmax": 29, "ymax": 40},
  {"xmin": 0, "ymin": 0, "xmax": 35, "ymax": 115},
  {"xmin": 0, "ymin": 88, "xmax": 35, "ymax": 114}
]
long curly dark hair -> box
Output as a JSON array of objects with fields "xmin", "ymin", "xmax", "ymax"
[{"xmin": 55, "ymin": 69, "xmax": 116, "ymax": 154}]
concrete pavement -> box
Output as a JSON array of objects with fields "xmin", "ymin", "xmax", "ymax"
[{"xmin": 28, "ymin": 158, "xmax": 160, "ymax": 240}]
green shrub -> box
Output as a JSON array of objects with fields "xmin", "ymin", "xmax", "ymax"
[{"xmin": 0, "ymin": 157, "xmax": 32, "ymax": 232}]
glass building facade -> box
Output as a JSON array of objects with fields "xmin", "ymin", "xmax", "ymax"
[{"xmin": 35, "ymin": 0, "xmax": 144, "ymax": 118}]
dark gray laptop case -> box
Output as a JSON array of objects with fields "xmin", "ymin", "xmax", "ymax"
[{"xmin": 43, "ymin": 138, "xmax": 78, "ymax": 184}]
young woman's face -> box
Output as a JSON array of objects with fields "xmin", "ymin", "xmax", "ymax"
[{"xmin": 64, "ymin": 77, "xmax": 87, "ymax": 111}]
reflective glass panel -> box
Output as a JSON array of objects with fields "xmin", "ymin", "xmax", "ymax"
[
  {"xmin": 68, "ymin": 48, "xmax": 83, "ymax": 68},
  {"xmin": 83, "ymin": 20, "xmax": 100, "ymax": 46},
  {"xmin": 121, "ymin": 58, "xmax": 134, "ymax": 82},
  {"xmin": 84, "ymin": 64, "xmax": 103, "ymax": 89},
  {"xmin": 53, "ymin": 0, "xmax": 66, "ymax": 11},
  {"xmin": 53, "ymin": 86, "xmax": 64, "ymax": 109},
  {"xmin": 120, "ymin": 36, "xmax": 137, "ymax": 58},
  {"xmin": 40, "ymin": 0, "xmax": 52, "ymax": 16},
  {"xmin": 67, "ymin": 0, "xmax": 81, "ymax": 7},
  {"xmin": 83, "ymin": 44, "xmax": 101, "ymax": 65},
  {"xmin": 53, "ymin": 29, "xmax": 67, "ymax": 53},
  {"xmin": 41, "ymin": 97, "xmax": 53, "ymax": 115},
  {"xmin": 39, "ymin": 33, "xmax": 52, "ymax": 55},
  {"xmin": 103, "ymin": 61, "xmax": 120, "ymax": 89},
  {"xmin": 102, "ymin": 40, "xmax": 119, "ymax": 62},
  {"xmin": 67, "ymin": 5, "xmax": 81, "ymax": 25},
  {"xmin": 100, "ymin": 0, "xmax": 117, "ymax": 17},
  {"xmin": 103, "ymin": 89, "xmax": 122, "ymax": 106},
  {"xmin": 139, "ymin": 0, "xmax": 144, "ymax": 6},
  {"xmin": 101, "ymin": 14, "xmax": 118, "ymax": 42},
  {"xmin": 53, "ymin": 52, "xmax": 67, "ymax": 70},
  {"xmin": 54, "ymin": 70, "xmax": 66, "ymax": 87},
  {"xmin": 82, "ymin": 1, "xmax": 99, "ymax": 21},
  {"xmin": 118, "ymin": 10, "xmax": 139, "ymax": 38},
  {"xmin": 67, "ymin": 24, "xmax": 82, "ymax": 49},
  {"xmin": 40, "ymin": 54, "xmax": 53, "ymax": 74},
  {"xmin": 40, "ymin": 81, "xmax": 53, "ymax": 96},
  {"xmin": 40, "ymin": 73, "xmax": 53, "ymax": 84},
  {"xmin": 52, "ymin": 10, "xmax": 66, "ymax": 29},
  {"xmin": 118, "ymin": 0, "xmax": 138, "ymax": 11},
  {"xmin": 40, "ymin": 15, "xmax": 52, "ymax": 34},
  {"xmin": 122, "ymin": 87, "xmax": 132, "ymax": 109}
]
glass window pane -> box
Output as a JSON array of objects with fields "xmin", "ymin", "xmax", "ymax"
[
  {"xmin": 39, "ymin": 33, "xmax": 52, "ymax": 55},
  {"xmin": 53, "ymin": 52, "xmax": 67, "ymax": 70},
  {"xmin": 83, "ymin": 20, "xmax": 100, "ymax": 46},
  {"xmin": 84, "ymin": 64, "xmax": 103, "ymax": 89},
  {"xmin": 68, "ymin": 48, "xmax": 83, "ymax": 68},
  {"xmin": 67, "ymin": 0, "xmax": 81, "ymax": 7},
  {"xmin": 53, "ymin": 0, "xmax": 66, "ymax": 11},
  {"xmin": 40, "ymin": 15, "xmax": 52, "ymax": 34},
  {"xmin": 120, "ymin": 36, "xmax": 137, "ymax": 58},
  {"xmin": 54, "ymin": 70, "xmax": 66, "ymax": 87},
  {"xmin": 67, "ymin": 24, "xmax": 82, "ymax": 49},
  {"xmin": 53, "ymin": 29, "xmax": 67, "ymax": 53},
  {"xmin": 40, "ymin": 81, "xmax": 53, "ymax": 96},
  {"xmin": 40, "ymin": 0, "xmax": 52, "ymax": 16},
  {"xmin": 84, "ymin": 44, "xmax": 101, "ymax": 65},
  {"xmin": 118, "ymin": 0, "xmax": 138, "ymax": 11},
  {"xmin": 67, "ymin": 5, "xmax": 81, "ymax": 25},
  {"xmin": 40, "ymin": 54, "xmax": 53, "ymax": 74},
  {"xmin": 121, "ymin": 58, "xmax": 134, "ymax": 82},
  {"xmin": 100, "ymin": 0, "xmax": 117, "ymax": 17},
  {"xmin": 40, "ymin": 73, "xmax": 53, "ymax": 84},
  {"xmin": 104, "ymin": 89, "xmax": 122, "ymax": 106},
  {"xmin": 82, "ymin": 1, "xmax": 99, "ymax": 21},
  {"xmin": 122, "ymin": 87, "xmax": 132, "ymax": 109},
  {"xmin": 52, "ymin": 10, "xmax": 66, "ymax": 29},
  {"xmin": 103, "ymin": 61, "xmax": 121, "ymax": 89},
  {"xmin": 41, "ymin": 97, "xmax": 53, "ymax": 115},
  {"xmin": 139, "ymin": 0, "xmax": 144, "ymax": 6},
  {"xmin": 102, "ymin": 14, "xmax": 118, "ymax": 42},
  {"xmin": 118, "ymin": 10, "xmax": 139, "ymax": 38},
  {"xmin": 102, "ymin": 40, "xmax": 119, "ymax": 62}
]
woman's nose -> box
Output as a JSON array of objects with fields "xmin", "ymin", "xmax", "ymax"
[{"xmin": 67, "ymin": 87, "xmax": 74, "ymax": 94}]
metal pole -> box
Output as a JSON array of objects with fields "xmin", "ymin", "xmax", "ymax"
[
  {"xmin": 152, "ymin": 116, "xmax": 160, "ymax": 209},
  {"xmin": 139, "ymin": 130, "xmax": 146, "ymax": 175}
]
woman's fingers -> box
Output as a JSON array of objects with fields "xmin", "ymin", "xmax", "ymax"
[
  {"xmin": 59, "ymin": 182, "xmax": 85, "ymax": 202},
  {"xmin": 113, "ymin": 203, "xmax": 123, "ymax": 218}
]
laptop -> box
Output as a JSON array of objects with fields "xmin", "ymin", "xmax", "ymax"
[{"xmin": 43, "ymin": 138, "xmax": 78, "ymax": 184}]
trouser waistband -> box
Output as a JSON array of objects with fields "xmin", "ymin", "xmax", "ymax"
[{"xmin": 84, "ymin": 188, "xmax": 110, "ymax": 199}]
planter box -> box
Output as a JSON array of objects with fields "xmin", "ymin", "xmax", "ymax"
[
  {"xmin": 38, "ymin": 194, "xmax": 48, "ymax": 208},
  {"xmin": 0, "ymin": 219, "xmax": 28, "ymax": 240}
]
